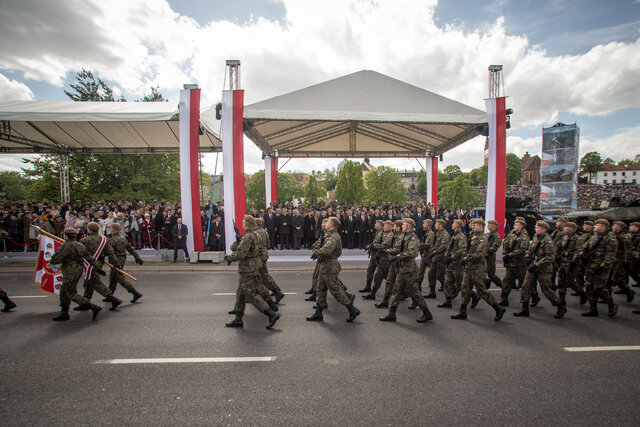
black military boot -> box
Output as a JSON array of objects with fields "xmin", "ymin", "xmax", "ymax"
[
  {"xmin": 225, "ymin": 312, "xmax": 243, "ymax": 328},
  {"xmin": 347, "ymin": 293, "xmax": 356, "ymax": 304},
  {"xmin": 304, "ymin": 286, "xmax": 314, "ymax": 294},
  {"xmin": 408, "ymin": 300, "xmax": 419, "ymax": 310},
  {"xmin": 346, "ymin": 304, "xmax": 360, "ymax": 322},
  {"xmin": 424, "ymin": 288, "xmax": 436, "ymax": 299},
  {"xmin": 451, "ymin": 303, "xmax": 467, "ymax": 320},
  {"xmin": 438, "ymin": 284, "xmax": 444, "ymax": 292},
  {"xmin": 608, "ymin": 301, "xmax": 618, "ymax": 318},
  {"xmin": 530, "ymin": 293, "xmax": 541, "ymax": 307},
  {"xmin": 493, "ymin": 303, "xmax": 505, "ymax": 321},
  {"xmin": 305, "ymin": 293, "xmax": 316, "ymax": 302},
  {"xmin": 498, "ymin": 294, "xmax": 509, "ymax": 307},
  {"xmin": 417, "ymin": 307, "xmax": 433, "ymax": 323},
  {"xmin": 437, "ymin": 298, "xmax": 452, "ymax": 308},
  {"xmin": 359, "ymin": 281, "xmax": 372, "ymax": 293},
  {"xmin": 485, "ymin": 278, "xmax": 492, "ymax": 290},
  {"xmin": 554, "ymin": 302, "xmax": 567, "ymax": 319},
  {"xmin": 513, "ymin": 301, "xmax": 530, "ymax": 317},
  {"xmin": 559, "ymin": 293, "xmax": 567, "ymax": 306},
  {"xmin": 581, "ymin": 301, "xmax": 598, "ymax": 317},
  {"xmin": 379, "ymin": 306, "xmax": 397, "ymax": 322},
  {"xmin": 633, "ymin": 308, "xmax": 640, "ymax": 314},
  {"xmin": 267, "ymin": 299, "xmax": 279, "ymax": 312},
  {"xmin": 106, "ymin": 294, "xmax": 123, "ymax": 311},
  {"xmin": 362, "ymin": 291, "xmax": 376, "ymax": 300},
  {"xmin": 264, "ymin": 308, "xmax": 281, "ymax": 329},
  {"xmin": 470, "ymin": 292, "xmax": 480, "ymax": 308},
  {"xmin": 273, "ymin": 288, "xmax": 286, "ymax": 304},
  {"xmin": 452, "ymin": 287, "xmax": 460, "ymax": 299},
  {"xmin": 306, "ymin": 306, "xmax": 323, "ymax": 321},
  {"xmin": 88, "ymin": 303, "xmax": 103, "ymax": 321},
  {"xmin": 579, "ymin": 291, "xmax": 588, "ymax": 305},
  {"xmin": 626, "ymin": 289, "xmax": 635, "ymax": 303},
  {"xmin": 228, "ymin": 309, "xmax": 237, "ymax": 315},
  {"xmin": 130, "ymin": 290, "xmax": 143, "ymax": 303},
  {"xmin": 0, "ymin": 294, "xmax": 16, "ymax": 312},
  {"xmin": 52, "ymin": 307, "xmax": 70, "ymax": 321},
  {"xmin": 374, "ymin": 296, "xmax": 389, "ymax": 308},
  {"xmin": 73, "ymin": 304, "xmax": 91, "ymax": 311}
]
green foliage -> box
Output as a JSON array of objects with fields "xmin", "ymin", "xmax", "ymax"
[
  {"xmin": 322, "ymin": 168, "xmax": 337, "ymax": 191},
  {"xmin": 438, "ymin": 164, "xmax": 463, "ymax": 186},
  {"xmin": 64, "ymin": 68, "xmax": 125, "ymax": 102},
  {"xmin": 303, "ymin": 175, "xmax": 326, "ymax": 203},
  {"xmin": 579, "ymin": 151, "xmax": 603, "ymax": 183},
  {"xmin": 138, "ymin": 86, "xmax": 166, "ymax": 102},
  {"xmin": 618, "ymin": 155, "xmax": 640, "ymax": 168},
  {"xmin": 364, "ymin": 166, "xmax": 405, "ymax": 204},
  {"xmin": 278, "ymin": 173, "xmax": 303, "ymax": 205},
  {"xmin": 438, "ymin": 175, "xmax": 481, "ymax": 210},
  {"xmin": 245, "ymin": 170, "xmax": 304, "ymax": 211},
  {"xmin": 506, "ymin": 153, "xmax": 523, "ymax": 185},
  {"xmin": 416, "ymin": 169, "xmax": 426, "ymax": 193},
  {"xmin": 335, "ymin": 160, "xmax": 364, "ymax": 204},
  {"xmin": 467, "ymin": 165, "xmax": 488, "ymax": 186},
  {"xmin": 0, "ymin": 171, "xmax": 32, "ymax": 203},
  {"xmin": 603, "ymin": 157, "xmax": 615, "ymax": 165}
]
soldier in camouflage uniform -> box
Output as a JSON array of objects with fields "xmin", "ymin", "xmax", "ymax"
[
  {"xmin": 550, "ymin": 217, "xmax": 566, "ymax": 289},
  {"xmin": 374, "ymin": 220, "xmax": 404, "ymax": 308},
  {"xmin": 426, "ymin": 219, "xmax": 450, "ymax": 299},
  {"xmin": 579, "ymin": 219, "xmax": 618, "ymax": 317},
  {"xmin": 225, "ymin": 215, "xmax": 280, "ymax": 329},
  {"xmin": 0, "ymin": 288, "xmax": 16, "ymax": 312},
  {"xmin": 363, "ymin": 220, "xmax": 394, "ymax": 301},
  {"xmin": 107, "ymin": 223, "xmax": 143, "ymax": 303},
  {"xmin": 416, "ymin": 218, "xmax": 435, "ymax": 292},
  {"xmin": 452, "ymin": 219, "xmax": 505, "ymax": 321},
  {"xmin": 438, "ymin": 220, "xmax": 466, "ymax": 309},
  {"xmin": 607, "ymin": 221, "xmax": 636, "ymax": 303},
  {"xmin": 574, "ymin": 220, "xmax": 595, "ymax": 296},
  {"xmin": 305, "ymin": 219, "xmax": 327, "ymax": 302},
  {"xmin": 306, "ymin": 217, "xmax": 360, "ymax": 322},
  {"xmin": 514, "ymin": 221, "xmax": 566, "ymax": 319},
  {"xmin": 556, "ymin": 222, "xmax": 588, "ymax": 306},
  {"xmin": 78, "ymin": 222, "xmax": 123, "ymax": 311},
  {"xmin": 484, "ymin": 219, "xmax": 503, "ymax": 290},
  {"xmin": 628, "ymin": 222, "xmax": 640, "ymax": 289},
  {"xmin": 50, "ymin": 228, "xmax": 105, "ymax": 321},
  {"xmin": 254, "ymin": 217, "xmax": 286, "ymax": 303},
  {"xmin": 360, "ymin": 220, "xmax": 384, "ymax": 293},
  {"xmin": 500, "ymin": 219, "xmax": 529, "ymax": 306},
  {"xmin": 379, "ymin": 218, "xmax": 433, "ymax": 323}
]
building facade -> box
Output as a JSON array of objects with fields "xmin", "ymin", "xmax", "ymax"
[{"xmin": 593, "ymin": 164, "xmax": 640, "ymax": 185}]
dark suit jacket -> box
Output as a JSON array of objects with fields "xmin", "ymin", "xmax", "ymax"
[
  {"xmin": 277, "ymin": 214, "xmax": 291, "ymax": 234},
  {"xmin": 172, "ymin": 223, "xmax": 188, "ymax": 247},
  {"xmin": 263, "ymin": 213, "xmax": 277, "ymax": 231}
]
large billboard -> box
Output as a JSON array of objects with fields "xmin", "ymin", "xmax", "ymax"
[{"xmin": 540, "ymin": 123, "xmax": 579, "ymax": 212}]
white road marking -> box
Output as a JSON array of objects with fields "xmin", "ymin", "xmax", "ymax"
[
  {"xmin": 11, "ymin": 295, "xmax": 48, "ymax": 298},
  {"xmin": 212, "ymin": 292, "xmax": 297, "ymax": 296},
  {"xmin": 94, "ymin": 356, "xmax": 277, "ymax": 364},
  {"xmin": 562, "ymin": 346, "xmax": 640, "ymax": 352}
]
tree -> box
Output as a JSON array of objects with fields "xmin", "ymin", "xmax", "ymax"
[
  {"xmin": 322, "ymin": 168, "xmax": 337, "ymax": 191},
  {"xmin": 64, "ymin": 68, "xmax": 125, "ymax": 102},
  {"xmin": 364, "ymin": 166, "xmax": 405, "ymax": 204},
  {"xmin": 603, "ymin": 157, "xmax": 615, "ymax": 165},
  {"xmin": 278, "ymin": 173, "xmax": 303, "ymax": 205},
  {"xmin": 138, "ymin": 86, "xmax": 166, "ymax": 102},
  {"xmin": 245, "ymin": 170, "xmax": 266, "ymax": 211},
  {"xmin": 303, "ymin": 175, "xmax": 325, "ymax": 204},
  {"xmin": 0, "ymin": 171, "xmax": 32, "ymax": 203},
  {"xmin": 467, "ymin": 165, "xmax": 488, "ymax": 186},
  {"xmin": 438, "ymin": 175, "xmax": 481, "ymax": 211},
  {"xmin": 618, "ymin": 156, "xmax": 640, "ymax": 168},
  {"xmin": 579, "ymin": 151, "xmax": 603, "ymax": 183},
  {"xmin": 416, "ymin": 170, "xmax": 426, "ymax": 193},
  {"xmin": 506, "ymin": 153, "xmax": 523, "ymax": 185},
  {"xmin": 439, "ymin": 165, "xmax": 463, "ymax": 186},
  {"xmin": 335, "ymin": 160, "xmax": 364, "ymax": 204}
]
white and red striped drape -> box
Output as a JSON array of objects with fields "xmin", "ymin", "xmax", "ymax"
[
  {"xmin": 425, "ymin": 156, "xmax": 438, "ymax": 211},
  {"xmin": 484, "ymin": 97, "xmax": 507, "ymax": 237},
  {"xmin": 264, "ymin": 156, "xmax": 278, "ymax": 208}
]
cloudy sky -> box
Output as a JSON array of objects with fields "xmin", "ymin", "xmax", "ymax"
[{"xmin": 1, "ymin": 0, "xmax": 639, "ymax": 175}]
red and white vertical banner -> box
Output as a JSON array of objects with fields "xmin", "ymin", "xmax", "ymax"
[
  {"xmin": 264, "ymin": 156, "xmax": 278, "ymax": 208},
  {"xmin": 32, "ymin": 235, "xmax": 63, "ymax": 296},
  {"xmin": 425, "ymin": 156, "xmax": 438, "ymax": 211},
  {"xmin": 221, "ymin": 89, "xmax": 246, "ymax": 254},
  {"xmin": 179, "ymin": 87, "xmax": 204, "ymax": 253},
  {"xmin": 485, "ymin": 97, "xmax": 507, "ymax": 237}
]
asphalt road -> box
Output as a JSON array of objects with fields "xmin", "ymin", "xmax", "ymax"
[{"xmin": 1, "ymin": 268, "xmax": 640, "ymax": 426}]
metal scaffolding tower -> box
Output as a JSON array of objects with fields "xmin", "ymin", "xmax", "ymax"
[
  {"xmin": 488, "ymin": 65, "xmax": 505, "ymax": 98},
  {"xmin": 59, "ymin": 152, "xmax": 70, "ymax": 203},
  {"xmin": 226, "ymin": 60, "xmax": 241, "ymax": 90}
]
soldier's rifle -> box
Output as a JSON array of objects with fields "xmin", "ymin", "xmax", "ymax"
[
  {"xmin": 580, "ymin": 234, "xmax": 604, "ymax": 265},
  {"xmin": 232, "ymin": 220, "xmax": 242, "ymax": 243},
  {"xmin": 33, "ymin": 226, "xmax": 137, "ymax": 281}
]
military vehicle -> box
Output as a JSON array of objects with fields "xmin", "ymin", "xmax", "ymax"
[
  {"xmin": 475, "ymin": 197, "xmax": 556, "ymax": 236},
  {"xmin": 563, "ymin": 197, "xmax": 640, "ymax": 225}
]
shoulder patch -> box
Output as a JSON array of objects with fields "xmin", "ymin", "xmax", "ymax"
[{"xmin": 411, "ymin": 237, "xmax": 416, "ymax": 241}]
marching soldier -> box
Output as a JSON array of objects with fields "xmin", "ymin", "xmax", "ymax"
[
  {"xmin": 438, "ymin": 219, "xmax": 466, "ymax": 309},
  {"xmin": 0, "ymin": 288, "xmax": 16, "ymax": 312},
  {"xmin": 579, "ymin": 219, "xmax": 618, "ymax": 317},
  {"xmin": 374, "ymin": 220, "xmax": 405, "ymax": 308},
  {"xmin": 305, "ymin": 219, "xmax": 328, "ymax": 302},
  {"xmin": 78, "ymin": 222, "xmax": 123, "ymax": 311},
  {"xmin": 574, "ymin": 221, "xmax": 595, "ymax": 296},
  {"xmin": 379, "ymin": 218, "xmax": 433, "ymax": 323},
  {"xmin": 514, "ymin": 221, "xmax": 566, "ymax": 319},
  {"xmin": 550, "ymin": 217, "xmax": 566, "ymax": 289},
  {"xmin": 107, "ymin": 223, "xmax": 143, "ymax": 303},
  {"xmin": 628, "ymin": 222, "xmax": 640, "ymax": 288},
  {"xmin": 426, "ymin": 219, "xmax": 450, "ymax": 299},
  {"xmin": 485, "ymin": 219, "xmax": 503, "ymax": 290},
  {"xmin": 360, "ymin": 220, "xmax": 384, "ymax": 293},
  {"xmin": 306, "ymin": 217, "xmax": 360, "ymax": 322},
  {"xmin": 50, "ymin": 228, "xmax": 105, "ymax": 321},
  {"xmin": 608, "ymin": 221, "xmax": 636, "ymax": 303},
  {"xmin": 556, "ymin": 222, "xmax": 588, "ymax": 306},
  {"xmin": 254, "ymin": 217, "xmax": 286, "ymax": 303},
  {"xmin": 500, "ymin": 218, "xmax": 529, "ymax": 306},
  {"xmin": 416, "ymin": 218, "xmax": 435, "ymax": 292},
  {"xmin": 451, "ymin": 219, "xmax": 505, "ymax": 321},
  {"xmin": 225, "ymin": 215, "xmax": 280, "ymax": 329},
  {"xmin": 362, "ymin": 220, "xmax": 394, "ymax": 301}
]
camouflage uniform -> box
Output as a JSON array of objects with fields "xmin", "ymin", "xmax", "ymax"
[
  {"xmin": 80, "ymin": 233, "xmax": 117, "ymax": 300},
  {"xmin": 629, "ymin": 230, "xmax": 640, "ymax": 285},
  {"xmin": 607, "ymin": 229, "xmax": 635, "ymax": 300},
  {"xmin": 227, "ymin": 230, "xmax": 270, "ymax": 314},
  {"xmin": 550, "ymin": 227, "xmax": 565, "ymax": 286},
  {"xmin": 443, "ymin": 230, "xmax": 466, "ymax": 299},
  {"xmin": 485, "ymin": 229, "xmax": 503, "ymax": 288},
  {"xmin": 368, "ymin": 229, "xmax": 394, "ymax": 296},
  {"xmin": 556, "ymin": 231, "xmax": 583, "ymax": 299},
  {"xmin": 365, "ymin": 229, "xmax": 383, "ymax": 286},
  {"xmin": 50, "ymin": 239, "xmax": 102, "ymax": 309},
  {"xmin": 501, "ymin": 228, "xmax": 529, "ymax": 299},
  {"xmin": 461, "ymin": 231, "xmax": 496, "ymax": 306},
  {"xmin": 580, "ymin": 231, "xmax": 617, "ymax": 310},
  {"xmin": 389, "ymin": 231, "xmax": 429, "ymax": 310},
  {"xmin": 314, "ymin": 230, "xmax": 352, "ymax": 309},
  {"xmin": 383, "ymin": 230, "xmax": 403, "ymax": 298},
  {"xmin": 255, "ymin": 227, "xmax": 284, "ymax": 298},
  {"xmin": 416, "ymin": 228, "xmax": 435, "ymax": 290},
  {"xmin": 108, "ymin": 235, "xmax": 142, "ymax": 295},
  {"xmin": 574, "ymin": 229, "xmax": 594, "ymax": 292},
  {"xmin": 232, "ymin": 231, "xmax": 276, "ymax": 313},
  {"xmin": 520, "ymin": 233, "xmax": 560, "ymax": 306},
  {"xmin": 428, "ymin": 228, "xmax": 450, "ymax": 294}
]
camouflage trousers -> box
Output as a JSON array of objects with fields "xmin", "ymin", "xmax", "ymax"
[
  {"xmin": 234, "ymin": 272, "xmax": 270, "ymax": 314},
  {"xmin": 365, "ymin": 255, "xmax": 379, "ymax": 284},
  {"xmin": 428, "ymin": 257, "xmax": 446, "ymax": 291},
  {"xmin": 259, "ymin": 262, "xmax": 281, "ymax": 293},
  {"xmin": 443, "ymin": 262, "xmax": 462, "ymax": 299},
  {"xmin": 520, "ymin": 270, "xmax": 559, "ymax": 306},
  {"xmin": 585, "ymin": 266, "xmax": 613, "ymax": 305},
  {"xmin": 557, "ymin": 263, "xmax": 582, "ymax": 296},
  {"xmin": 311, "ymin": 262, "xmax": 320, "ymax": 291},
  {"xmin": 461, "ymin": 267, "xmax": 496, "ymax": 306},
  {"xmin": 416, "ymin": 255, "xmax": 429, "ymax": 289},
  {"xmin": 501, "ymin": 258, "xmax": 526, "ymax": 296},
  {"xmin": 384, "ymin": 264, "xmax": 398, "ymax": 297},
  {"xmin": 316, "ymin": 271, "xmax": 351, "ymax": 309},
  {"xmin": 574, "ymin": 263, "xmax": 587, "ymax": 293},
  {"xmin": 607, "ymin": 261, "xmax": 632, "ymax": 293},
  {"xmin": 59, "ymin": 271, "xmax": 89, "ymax": 308},
  {"xmin": 390, "ymin": 271, "xmax": 428, "ymax": 310},
  {"xmin": 486, "ymin": 255, "xmax": 503, "ymax": 287},
  {"xmin": 109, "ymin": 264, "xmax": 136, "ymax": 294},
  {"xmin": 83, "ymin": 269, "xmax": 114, "ymax": 299},
  {"xmin": 371, "ymin": 259, "xmax": 390, "ymax": 293}
]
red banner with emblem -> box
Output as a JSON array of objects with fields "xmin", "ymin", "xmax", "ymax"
[{"xmin": 32, "ymin": 235, "xmax": 63, "ymax": 296}]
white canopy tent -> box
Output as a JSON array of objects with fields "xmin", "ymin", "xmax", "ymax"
[
  {"xmin": 0, "ymin": 100, "xmax": 220, "ymax": 153},
  {"xmin": 243, "ymin": 70, "xmax": 487, "ymax": 158}
]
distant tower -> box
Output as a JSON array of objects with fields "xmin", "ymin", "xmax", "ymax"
[{"xmin": 485, "ymin": 65, "xmax": 505, "ymax": 166}]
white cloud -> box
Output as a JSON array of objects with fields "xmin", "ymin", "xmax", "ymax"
[{"xmin": 0, "ymin": 73, "xmax": 34, "ymax": 101}]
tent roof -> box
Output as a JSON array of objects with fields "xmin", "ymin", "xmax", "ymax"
[
  {"xmin": 243, "ymin": 70, "xmax": 487, "ymax": 158},
  {"xmin": 0, "ymin": 101, "xmax": 220, "ymax": 154}
]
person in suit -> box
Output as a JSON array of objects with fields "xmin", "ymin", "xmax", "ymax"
[
  {"xmin": 263, "ymin": 208, "xmax": 277, "ymax": 250},
  {"xmin": 413, "ymin": 207, "xmax": 425, "ymax": 241},
  {"xmin": 172, "ymin": 217, "xmax": 189, "ymax": 262},
  {"xmin": 345, "ymin": 209, "xmax": 356, "ymax": 249},
  {"xmin": 303, "ymin": 210, "xmax": 316, "ymax": 248},
  {"xmin": 210, "ymin": 215, "xmax": 225, "ymax": 251},
  {"xmin": 355, "ymin": 210, "xmax": 368, "ymax": 249},
  {"xmin": 277, "ymin": 209, "xmax": 291, "ymax": 249},
  {"xmin": 291, "ymin": 209, "xmax": 304, "ymax": 249}
]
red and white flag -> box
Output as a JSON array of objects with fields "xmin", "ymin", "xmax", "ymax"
[
  {"xmin": 82, "ymin": 234, "xmax": 107, "ymax": 279},
  {"xmin": 32, "ymin": 235, "xmax": 63, "ymax": 296},
  {"xmin": 265, "ymin": 156, "xmax": 278, "ymax": 208},
  {"xmin": 485, "ymin": 97, "xmax": 507, "ymax": 237}
]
